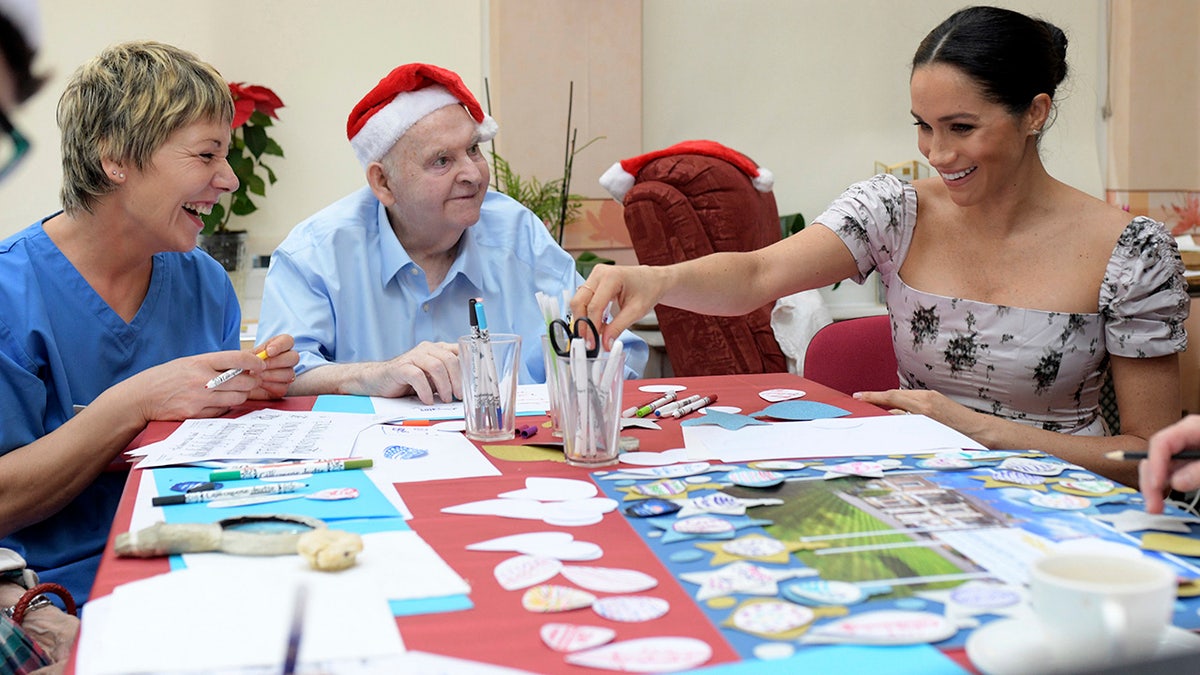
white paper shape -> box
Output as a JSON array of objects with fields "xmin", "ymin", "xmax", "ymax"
[
  {"xmin": 565, "ymin": 637, "xmax": 713, "ymax": 673},
  {"xmin": 619, "ymin": 449, "xmax": 692, "ymax": 466},
  {"xmin": 560, "ymin": 566, "xmax": 659, "ymax": 594},
  {"xmin": 521, "ymin": 584, "xmax": 596, "ymax": 612},
  {"xmin": 592, "ymin": 596, "xmax": 670, "ymax": 622},
  {"xmin": 442, "ymin": 498, "xmax": 546, "ymax": 520},
  {"xmin": 680, "ymin": 562, "xmax": 780, "ymax": 601},
  {"xmin": 522, "ymin": 539, "xmax": 604, "ymax": 561},
  {"xmin": 1091, "ymin": 509, "xmax": 1200, "ymax": 533},
  {"xmin": 638, "ymin": 384, "xmax": 688, "ymax": 394},
  {"xmin": 494, "ymin": 555, "xmax": 564, "ymax": 591},
  {"xmin": 540, "ymin": 623, "xmax": 617, "ymax": 653},
  {"xmin": 467, "ymin": 531, "xmax": 573, "ymax": 552},
  {"xmin": 500, "ymin": 477, "xmax": 598, "ymax": 502},
  {"xmin": 802, "ymin": 610, "xmax": 958, "ymax": 645},
  {"xmin": 759, "ymin": 388, "xmax": 806, "ymax": 402}
]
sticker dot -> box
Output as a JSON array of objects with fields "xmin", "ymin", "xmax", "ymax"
[
  {"xmin": 753, "ymin": 643, "xmax": 796, "ymax": 660},
  {"xmin": 669, "ymin": 550, "xmax": 704, "ymax": 563}
]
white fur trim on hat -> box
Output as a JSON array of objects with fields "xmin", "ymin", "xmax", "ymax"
[
  {"xmin": 599, "ymin": 161, "xmax": 636, "ymax": 202},
  {"xmin": 349, "ymin": 84, "xmax": 497, "ymax": 167}
]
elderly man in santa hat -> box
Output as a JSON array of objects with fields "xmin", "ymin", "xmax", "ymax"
[{"xmin": 259, "ymin": 63, "xmax": 646, "ymax": 404}]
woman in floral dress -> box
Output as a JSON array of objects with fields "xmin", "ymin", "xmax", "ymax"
[{"xmin": 572, "ymin": 6, "xmax": 1188, "ymax": 486}]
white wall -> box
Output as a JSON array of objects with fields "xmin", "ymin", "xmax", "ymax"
[
  {"xmin": 1, "ymin": 0, "xmax": 1105, "ymax": 266},
  {"xmin": 642, "ymin": 0, "xmax": 1106, "ymax": 224},
  {"xmin": 0, "ymin": 0, "xmax": 486, "ymax": 259}
]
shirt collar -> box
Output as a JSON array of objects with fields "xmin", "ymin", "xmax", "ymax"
[{"xmin": 376, "ymin": 199, "xmax": 487, "ymax": 293}]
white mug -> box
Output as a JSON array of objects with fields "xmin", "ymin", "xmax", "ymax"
[{"xmin": 1029, "ymin": 552, "xmax": 1176, "ymax": 670}]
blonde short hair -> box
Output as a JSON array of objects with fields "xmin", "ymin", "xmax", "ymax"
[{"xmin": 56, "ymin": 40, "xmax": 233, "ymax": 214}]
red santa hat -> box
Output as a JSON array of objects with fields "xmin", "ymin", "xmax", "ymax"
[
  {"xmin": 346, "ymin": 62, "xmax": 498, "ymax": 167},
  {"xmin": 599, "ymin": 140, "xmax": 774, "ymax": 202}
]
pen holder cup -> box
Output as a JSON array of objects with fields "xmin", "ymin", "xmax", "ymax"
[
  {"xmin": 458, "ymin": 333, "xmax": 521, "ymax": 442},
  {"xmin": 541, "ymin": 335, "xmax": 565, "ymax": 436},
  {"xmin": 554, "ymin": 349, "xmax": 625, "ymax": 467}
]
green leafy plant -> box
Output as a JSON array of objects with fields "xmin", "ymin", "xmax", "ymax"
[
  {"xmin": 201, "ymin": 82, "xmax": 285, "ymax": 234},
  {"xmin": 490, "ymin": 152, "xmax": 584, "ymax": 245}
]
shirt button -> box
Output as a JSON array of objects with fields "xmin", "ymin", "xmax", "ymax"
[
  {"xmin": 422, "ymin": 304, "xmax": 429, "ymax": 312},
  {"xmin": 410, "ymin": 268, "xmax": 419, "ymax": 275}
]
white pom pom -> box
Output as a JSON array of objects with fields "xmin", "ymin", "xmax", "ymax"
[
  {"xmin": 599, "ymin": 162, "xmax": 636, "ymax": 202},
  {"xmin": 752, "ymin": 167, "xmax": 775, "ymax": 193}
]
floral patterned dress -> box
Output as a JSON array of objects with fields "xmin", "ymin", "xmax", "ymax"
[{"xmin": 817, "ymin": 174, "xmax": 1189, "ymax": 435}]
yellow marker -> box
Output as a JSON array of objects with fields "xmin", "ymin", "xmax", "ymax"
[{"xmin": 205, "ymin": 349, "xmax": 269, "ymax": 389}]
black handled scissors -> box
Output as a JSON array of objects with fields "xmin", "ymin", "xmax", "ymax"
[{"xmin": 548, "ymin": 317, "xmax": 601, "ymax": 358}]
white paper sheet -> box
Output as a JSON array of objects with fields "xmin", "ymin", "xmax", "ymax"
[
  {"xmin": 178, "ymin": 530, "xmax": 471, "ymax": 602},
  {"xmin": 682, "ymin": 414, "xmax": 984, "ymax": 462},
  {"xmin": 133, "ymin": 411, "xmax": 379, "ymax": 469},
  {"xmin": 75, "ymin": 568, "xmax": 405, "ymax": 675},
  {"xmin": 352, "ymin": 425, "xmax": 501, "ymax": 484}
]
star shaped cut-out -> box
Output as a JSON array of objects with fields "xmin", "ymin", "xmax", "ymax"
[
  {"xmin": 620, "ymin": 417, "xmax": 661, "ymax": 430},
  {"xmin": 679, "ymin": 409, "xmax": 769, "ymax": 430},
  {"xmin": 680, "ymin": 561, "xmax": 782, "ymax": 600},
  {"xmin": 1092, "ymin": 508, "xmax": 1200, "ymax": 533},
  {"xmin": 616, "ymin": 478, "xmax": 721, "ymax": 501},
  {"xmin": 695, "ymin": 533, "xmax": 824, "ymax": 565},
  {"xmin": 644, "ymin": 514, "xmax": 773, "ymax": 545},
  {"xmin": 968, "ymin": 472, "xmax": 1048, "ymax": 491}
]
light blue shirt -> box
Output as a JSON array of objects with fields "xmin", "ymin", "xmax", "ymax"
[
  {"xmin": 259, "ymin": 187, "xmax": 647, "ymax": 384},
  {"xmin": 0, "ymin": 217, "xmax": 241, "ymax": 604}
]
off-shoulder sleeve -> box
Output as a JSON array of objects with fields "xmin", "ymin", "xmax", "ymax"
[
  {"xmin": 1100, "ymin": 217, "xmax": 1189, "ymax": 358},
  {"xmin": 812, "ymin": 174, "xmax": 917, "ymax": 284}
]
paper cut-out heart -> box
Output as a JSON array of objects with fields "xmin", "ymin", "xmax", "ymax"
[
  {"xmin": 759, "ymin": 388, "xmax": 806, "ymax": 402},
  {"xmin": 801, "ymin": 610, "xmax": 957, "ymax": 645},
  {"xmin": 561, "ymin": 566, "xmax": 659, "ymax": 594},
  {"xmin": 494, "ymin": 555, "xmax": 563, "ymax": 591},
  {"xmin": 565, "ymin": 637, "xmax": 713, "ymax": 672},
  {"xmin": 540, "ymin": 623, "xmax": 616, "ymax": 653},
  {"xmin": 591, "ymin": 595, "xmax": 670, "ymax": 622},
  {"xmin": 522, "ymin": 584, "xmax": 596, "ymax": 612},
  {"xmin": 442, "ymin": 498, "xmax": 545, "ymax": 520}
]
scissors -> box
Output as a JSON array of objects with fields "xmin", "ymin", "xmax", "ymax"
[{"xmin": 548, "ymin": 317, "xmax": 601, "ymax": 358}]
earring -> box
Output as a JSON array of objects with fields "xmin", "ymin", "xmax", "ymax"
[{"xmin": 1030, "ymin": 128, "xmax": 1042, "ymax": 137}]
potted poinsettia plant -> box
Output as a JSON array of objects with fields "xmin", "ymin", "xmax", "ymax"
[{"xmin": 199, "ymin": 82, "xmax": 285, "ymax": 272}]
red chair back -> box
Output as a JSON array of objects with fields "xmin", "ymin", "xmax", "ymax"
[{"xmin": 803, "ymin": 315, "xmax": 899, "ymax": 395}]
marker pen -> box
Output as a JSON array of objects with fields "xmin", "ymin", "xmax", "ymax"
[
  {"xmin": 151, "ymin": 481, "xmax": 307, "ymax": 507},
  {"xmin": 634, "ymin": 391, "xmax": 678, "ymax": 418},
  {"xmin": 654, "ymin": 395, "xmax": 702, "ymax": 417},
  {"xmin": 209, "ymin": 458, "xmax": 373, "ymax": 481},
  {"xmin": 206, "ymin": 349, "xmax": 270, "ymax": 390},
  {"xmin": 668, "ymin": 394, "xmax": 718, "ymax": 418}
]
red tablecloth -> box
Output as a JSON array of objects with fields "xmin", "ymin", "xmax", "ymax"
[{"xmin": 80, "ymin": 373, "xmax": 976, "ymax": 673}]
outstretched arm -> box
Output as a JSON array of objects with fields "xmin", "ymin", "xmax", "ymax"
[{"xmin": 571, "ymin": 224, "xmax": 858, "ymax": 349}]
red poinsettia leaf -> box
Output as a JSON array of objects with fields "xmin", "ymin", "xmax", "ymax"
[
  {"xmin": 231, "ymin": 97, "xmax": 255, "ymax": 129},
  {"xmin": 241, "ymin": 84, "xmax": 284, "ymax": 119}
]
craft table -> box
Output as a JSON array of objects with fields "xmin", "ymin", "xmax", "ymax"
[{"xmin": 76, "ymin": 373, "xmax": 1058, "ymax": 673}]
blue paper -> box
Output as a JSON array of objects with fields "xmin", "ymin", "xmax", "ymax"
[
  {"xmin": 313, "ymin": 394, "xmax": 375, "ymax": 414},
  {"xmin": 750, "ymin": 400, "xmax": 851, "ymax": 420},
  {"xmin": 680, "ymin": 409, "xmax": 770, "ymax": 430},
  {"xmin": 678, "ymin": 644, "xmax": 968, "ymax": 674},
  {"xmin": 151, "ymin": 465, "xmax": 399, "ymax": 523}
]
